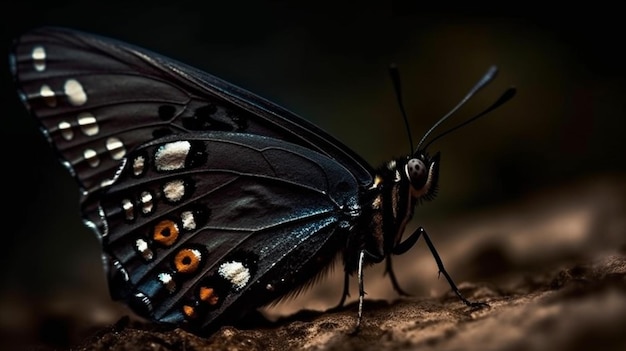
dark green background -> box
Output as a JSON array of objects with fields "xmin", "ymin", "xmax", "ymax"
[{"xmin": 1, "ymin": 1, "xmax": 624, "ymax": 346}]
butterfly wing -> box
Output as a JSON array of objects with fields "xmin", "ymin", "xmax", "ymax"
[
  {"xmin": 99, "ymin": 132, "xmax": 361, "ymax": 330},
  {"xmin": 10, "ymin": 27, "xmax": 372, "ymax": 330},
  {"xmin": 10, "ymin": 26, "xmax": 373, "ymax": 196}
]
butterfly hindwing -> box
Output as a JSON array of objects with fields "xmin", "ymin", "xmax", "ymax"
[{"xmin": 97, "ymin": 132, "xmax": 360, "ymax": 329}]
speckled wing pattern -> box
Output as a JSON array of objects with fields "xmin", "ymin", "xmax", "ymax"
[{"xmin": 10, "ymin": 27, "xmax": 374, "ymax": 331}]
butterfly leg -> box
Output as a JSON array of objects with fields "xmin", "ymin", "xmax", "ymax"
[
  {"xmin": 350, "ymin": 249, "xmax": 384, "ymax": 333},
  {"xmin": 384, "ymin": 229, "xmax": 424, "ymax": 296},
  {"xmin": 351, "ymin": 250, "xmax": 367, "ymax": 333},
  {"xmin": 330, "ymin": 271, "xmax": 351, "ymax": 311},
  {"xmin": 384, "ymin": 256, "xmax": 411, "ymax": 296},
  {"xmin": 413, "ymin": 226, "xmax": 488, "ymax": 308}
]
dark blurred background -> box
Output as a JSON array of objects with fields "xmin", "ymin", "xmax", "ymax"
[{"xmin": 2, "ymin": 2, "xmax": 625, "ymax": 349}]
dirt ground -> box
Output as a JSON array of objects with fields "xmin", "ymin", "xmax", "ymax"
[{"xmin": 2, "ymin": 174, "xmax": 624, "ymax": 351}]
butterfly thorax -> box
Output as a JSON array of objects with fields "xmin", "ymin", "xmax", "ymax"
[
  {"xmin": 344, "ymin": 150, "xmax": 440, "ymax": 273},
  {"xmin": 343, "ymin": 158, "xmax": 414, "ymax": 270}
]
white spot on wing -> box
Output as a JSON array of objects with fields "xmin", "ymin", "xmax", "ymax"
[
  {"xmin": 106, "ymin": 137, "xmax": 126, "ymax": 160},
  {"xmin": 122, "ymin": 198, "xmax": 135, "ymax": 221},
  {"xmin": 40, "ymin": 84, "xmax": 56, "ymax": 107},
  {"xmin": 158, "ymin": 272, "xmax": 176, "ymax": 293},
  {"xmin": 135, "ymin": 238, "xmax": 153, "ymax": 261},
  {"xmin": 133, "ymin": 155, "xmax": 146, "ymax": 176},
  {"xmin": 155, "ymin": 141, "xmax": 190, "ymax": 171},
  {"xmin": 32, "ymin": 46, "xmax": 46, "ymax": 72},
  {"xmin": 140, "ymin": 191, "xmax": 154, "ymax": 214},
  {"xmin": 64, "ymin": 79, "xmax": 87, "ymax": 106},
  {"xmin": 77, "ymin": 112, "xmax": 99, "ymax": 136},
  {"xmin": 218, "ymin": 261, "xmax": 250, "ymax": 290},
  {"xmin": 181, "ymin": 211, "xmax": 196, "ymax": 230},
  {"xmin": 58, "ymin": 121, "xmax": 73, "ymax": 140},
  {"xmin": 163, "ymin": 179, "xmax": 185, "ymax": 202},
  {"xmin": 83, "ymin": 149, "xmax": 100, "ymax": 167}
]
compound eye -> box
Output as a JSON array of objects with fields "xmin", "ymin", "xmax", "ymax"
[{"xmin": 407, "ymin": 158, "xmax": 427, "ymax": 188}]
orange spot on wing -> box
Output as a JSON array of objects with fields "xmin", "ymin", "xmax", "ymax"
[
  {"xmin": 174, "ymin": 248, "xmax": 201, "ymax": 274},
  {"xmin": 199, "ymin": 287, "xmax": 219, "ymax": 305},
  {"xmin": 182, "ymin": 305, "xmax": 197, "ymax": 319},
  {"xmin": 153, "ymin": 220, "xmax": 179, "ymax": 246}
]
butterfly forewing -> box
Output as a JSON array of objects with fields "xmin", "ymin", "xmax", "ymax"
[
  {"xmin": 11, "ymin": 27, "xmax": 373, "ymax": 197},
  {"xmin": 12, "ymin": 29, "xmax": 190, "ymax": 193}
]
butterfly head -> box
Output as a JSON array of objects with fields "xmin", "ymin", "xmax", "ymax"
[
  {"xmin": 406, "ymin": 150, "xmax": 440, "ymax": 201},
  {"xmin": 389, "ymin": 65, "xmax": 514, "ymax": 203}
]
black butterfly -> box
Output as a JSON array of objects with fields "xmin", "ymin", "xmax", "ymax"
[{"xmin": 10, "ymin": 27, "xmax": 515, "ymax": 334}]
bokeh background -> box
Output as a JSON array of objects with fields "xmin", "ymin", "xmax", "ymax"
[{"xmin": 1, "ymin": 2, "xmax": 625, "ymax": 349}]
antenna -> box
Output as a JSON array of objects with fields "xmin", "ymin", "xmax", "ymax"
[
  {"xmin": 416, "ymin": 65, "xmax": 500, "ymax": 152},
  {"xmin": 389, "ymin": 63, "xmax": 414, "ymax": 155},
  {"xmin": 421, "ymin": 86, "xmax": 516, "ymax": 151}
]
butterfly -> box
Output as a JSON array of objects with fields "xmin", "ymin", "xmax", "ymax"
[{"xmin": 10, "ymin": 27, "xmax": 515, "ymax": 334}]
